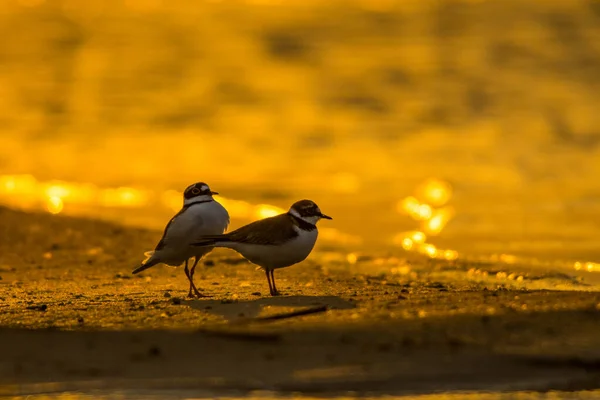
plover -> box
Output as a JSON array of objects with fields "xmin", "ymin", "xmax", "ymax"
[
  {"xmin": 132, "ymin": 182, "xmax": 229, "ymax": 298},
  {"xmin": 192, "ymin": 199, "xmax": 331, "ymax": 296}
]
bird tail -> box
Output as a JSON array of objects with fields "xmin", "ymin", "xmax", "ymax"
[
  {"xmin": 132, "ymin": 250, "xmax": 160, "ymax": 274},
  {"xmin": 192, "ymin": 234, "xmax": 229, "ymax": 248}
]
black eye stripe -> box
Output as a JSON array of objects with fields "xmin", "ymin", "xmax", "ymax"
[
  {"xmin": 184, "ymin": 185, "xmax": 212, "ymax": 199},
  {"xmin": 299, "ymin": 206, "xmax": 319, "ymax": 215}
]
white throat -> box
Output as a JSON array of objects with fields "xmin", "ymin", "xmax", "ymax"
[
  {"xmin": 289, "ymin": 208, "xmax": 320, "ymax": 226},
  {"xmin": 184, "ymin": 195, "xmax": 213, "ymax": 206}
]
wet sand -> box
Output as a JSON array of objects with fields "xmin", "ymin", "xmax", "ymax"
[{"xmin": 1, "ymin": 206, "xmax": 600, "ymax": 398}]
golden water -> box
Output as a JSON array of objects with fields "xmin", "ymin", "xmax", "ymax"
[{"xmin": 2, "ymin": 0, "xmax": 600, "ymax": 285}]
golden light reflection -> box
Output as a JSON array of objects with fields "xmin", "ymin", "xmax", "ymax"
[
  {"xmin": 397, "ymin": 180, "xmax": 599, "ymax": 274},
  {"xmin": 398, "ymin": 196, "xmax": 433, "ymax": 221},
  {"xmin": 401, "ymin": 237, "xmax": 413, "ymax": 250},
  {"xmin": 100, "ymin": 187, "xmax": 149, "ymax": 208},
  {"xmin": 0, "ymin": 174, "xmax": 360, "ymax": 247},
  {"xmin": 586, "ymin": 262, "xmax": 600, "ymax": 272},
  {"xmin": 409, "ymin": 231, "xmax": 426, "ymax": 243},
  {"xmin": 346, "ymin": 253, "xmax": 358, "ymax": 264},
  {"xmin": 573, "ymin": 261, "xmax": 600, "ymax": 272},
  {"xmin": 43, "ymin": 182, "xmax": 70, "ymax": 215},
  {"xmin": 2, "ymin": 178, "xmax": 16, "ymax": 192},
  {"xmin": 213, "ymin": 196, "xmax": 253, "ymax": 219},
  {"xmin": 499, "ymin": 254, "xmax": 517, "ymax": 264},
  {"xmin": 419, "ymin": 178, "xmax": 453, "ymax": 207},
  {"xmin": 444, "ymin": 250, "xmax": 459, "ymax": 261},
  {"xmin": 425, "ymin": 213, "xmax": 443, "ymax": 233},
  {"xmin": 420, "ymin": 243, "xmax": 438, "ymax": 258},
  {"xmin": 256, "ymin": 204, "xmax": 286, "ymax": 219},
  {"xmin": 424, "ymin": 207, "xmax": 455, "ymax": 235},
  {"xmin": 395, "ymin": 179, "xmax": 459, "ymax": 261},
  {"xmin": 468, "ymin": 268, "xmax": 489, "ymax": 278},
  {"xmin": 0, "ymin": 174, "xmax": 37, "ymax": 195},
  {"xmin": 46, "ymin": 196, "xmax": 64, "ymax": 214},
  {"xmin": 45, "ymin": 183, "xmax": 70, "ymax": 199}
]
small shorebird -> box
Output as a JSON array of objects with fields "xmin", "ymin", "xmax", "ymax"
[
  {"xmin": 132, "ymin": 182, "xmax": 229, "ymax": 298},
  {"xmin": 192, "ymin": 199, "xmax": 331, "ymax": 296}
]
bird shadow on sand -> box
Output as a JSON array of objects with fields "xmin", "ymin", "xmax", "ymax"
[{"xmin": 185, "ymin": 295, "xmax": 355, "ymax": 322}]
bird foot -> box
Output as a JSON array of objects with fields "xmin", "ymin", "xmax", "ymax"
[{"xmin": 188, "ymin": 288, "xmax": 211, "ymax": 298}]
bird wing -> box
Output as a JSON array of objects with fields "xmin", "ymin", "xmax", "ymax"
[
  {"xmin": 224, "ymin": 213, "xmax": 231, "ymax": 232},
  {"xmin": 155, "ymin": 207, "xmax": 205, "ymax": 251},
  {"xmin": 223, "ymin": 213, "xmax": 299, "ymax": 245}
]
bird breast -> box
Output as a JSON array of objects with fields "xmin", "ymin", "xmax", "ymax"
[
  {"xmin": 232, "ymin": 229, "xmax": 318, "ymax": 269},
  {"xmin": 164, "ymin": 201, "xmax": 229, "ymax": 254}
]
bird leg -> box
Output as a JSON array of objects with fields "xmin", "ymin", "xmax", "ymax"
[
  {"xmin": 188, "ymin": 256, "xmax": 209, "ymax": 298},
  {"xmin": 269, "ymin": 269, "xmax": 280, "ymax": 296},
  {"xmin": 183, "ymin": 259, "xmax": 194, "ymax": 298},
  {"xmin": 265, "ymin": 269, "xmax": 274, "ymax": 296}
]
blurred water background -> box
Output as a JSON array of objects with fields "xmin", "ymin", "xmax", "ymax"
[{"xmin": 1, "ymin": 0, "xmax": 600, "ymax": 286}]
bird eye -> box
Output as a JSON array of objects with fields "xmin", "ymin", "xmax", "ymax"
[{"xmin": 191, "ymin": 187, "xmax": 201, "ymax": 195}]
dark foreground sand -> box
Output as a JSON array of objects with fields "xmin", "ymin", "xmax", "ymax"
[{"xmin": 0, "ymin": 206, "xmax": 599, "ymax": 397}]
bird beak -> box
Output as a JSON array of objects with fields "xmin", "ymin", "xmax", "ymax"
[
  {"xmin": 210, "ymin": 191, "xmax": 219, "ymax": 195},
  {"xmin": 320, "ymin": 213, "xmax": 332, "ymax": 220}
]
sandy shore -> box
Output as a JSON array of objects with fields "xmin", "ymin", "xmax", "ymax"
[{"xmin": 1, "ymin": 206, "xmax": 600, "ymax": 397}]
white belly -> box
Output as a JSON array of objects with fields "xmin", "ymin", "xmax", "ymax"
[
  {"xmin": 157, "ymin": 201, "xmax": 230, "ymax": 265},
  {"xmin": 229, "ymin": 230, "xmax": 318, "ymax": 270}
]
